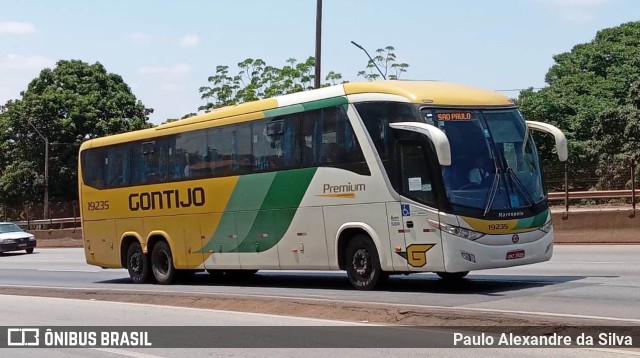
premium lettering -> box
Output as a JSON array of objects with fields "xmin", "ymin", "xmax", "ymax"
[
  {"xmin": 129, "ymin": 187, "xmax": 205, "ymax": 211},
  {"xmin": 323, "ymin": 182, "xmax": 366, "ymax": 194}
]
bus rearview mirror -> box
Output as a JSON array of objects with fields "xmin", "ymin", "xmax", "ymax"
[
  {"xmin": 389, "ymin": 122, "xmax": 452, "ymax": 166},
  {"xmin": 526, "ymin": 121, "xmax": 568, "ymax": 162}
]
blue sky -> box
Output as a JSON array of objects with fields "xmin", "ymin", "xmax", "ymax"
[{"xmin": 1, "ymin": 0, "xmax": 638, "ymax": 124}]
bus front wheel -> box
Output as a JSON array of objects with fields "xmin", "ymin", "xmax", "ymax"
[
  {"xmin": 126, "ymin": 241, "xmax": 150, "ymax": 284},
  {"xmin": 151, "ymin": 240, "xmax": 176, "ymax": 285},
  {"xmin": 436, "ymin": 271, "xmax": 469, "ymax": 280},
  {"xmin": 345, "ymin": 235, "xmax": 387, "ymax": 290}
]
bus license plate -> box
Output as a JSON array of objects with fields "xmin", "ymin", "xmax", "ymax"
[{"xmin": 506, "ymin": 250, "xmax": 525, "ymax": 260}]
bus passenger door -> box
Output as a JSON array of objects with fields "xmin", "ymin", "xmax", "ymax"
[
  {"xmin": 397, "ymin": 141, "xmax": 445, "ymax": 272},
  {"xmin": 386, "ymin": 202, "xmax": 409, "ymax": 271}
]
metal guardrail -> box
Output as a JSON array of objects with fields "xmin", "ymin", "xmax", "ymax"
[
  {"xmin": 548, "ymin": 190, "xmax": 640, "ymax": 201},
  {"xmin": 15, "ymin": 217, "xmax": 79, "ymax": 229}
]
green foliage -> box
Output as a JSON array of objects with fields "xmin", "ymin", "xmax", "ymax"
[
  {"xmin": 200, "ymin": 45, "xmax": 409, "ymax": 111},
  {"xmin": 0, "ymin": 60, "xmax": 153, "ymax": 205},
  {"xmin": 199, "ymin": 57, "xmax": 319, "ymax": 112},
  {"xmin": 517, "ymin": 21, "xmax": 640, "ymax": 189},
  {"xmin": 356, "ymin": 46, "xmax": 409, "ymax": 81},
  {"xmin": 163, "ymin": 112, "xmax": 198, "ymax": 124}
]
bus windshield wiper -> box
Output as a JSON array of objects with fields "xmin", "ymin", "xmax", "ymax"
[
  {"xmin": 483, "ymin": 169, "xmax": 500, "ymax": 217},
  {"xmin": 506, "ymin": 167, "xmax": 535, "ymax": 207}
]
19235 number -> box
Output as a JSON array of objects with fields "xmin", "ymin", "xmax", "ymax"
[
  {"xmin": 87, "ymin": 201, "xmax": 109, "ymax": 211},
  {"xmin": 488, "ymin": 223, "xmax": 508, "ymax": 230}
]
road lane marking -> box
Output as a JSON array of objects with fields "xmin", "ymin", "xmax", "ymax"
[
  {"xmin": 92, "ymin": 348, "xmax": 165, "ymax": 358},
  {"xmin": 554, "ymin": 262, "xmax": 638, "ymax": 264},
  {"xmin": 37, "ymin": 269, "xmax": 101, "ymax": 273},
  {"xmin": 1, "ymin": 284, "xmax": 640, "ymax": 324}
]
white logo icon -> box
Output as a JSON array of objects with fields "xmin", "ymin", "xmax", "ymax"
[{"xmin": 7, "ymin": 328, "xmax": 40, "ymax": 346}]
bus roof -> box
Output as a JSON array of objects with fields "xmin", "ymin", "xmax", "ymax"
[{"xmin": 80, "ymin": 80, "xmax": 514, "ymax": 150}]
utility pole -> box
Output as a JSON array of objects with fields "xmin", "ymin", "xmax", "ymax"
[
  {"xmin": 26, "ymin": 119, "xmax": 49, "ymax": 220},
  {"xmin": 314, "ymin": 0, "xmax": 323, "ymax": 89}
]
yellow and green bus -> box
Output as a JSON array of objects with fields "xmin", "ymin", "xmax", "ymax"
[{"xmin": 79, "ymin": 80, "xmax": 567, "ymax": 290}]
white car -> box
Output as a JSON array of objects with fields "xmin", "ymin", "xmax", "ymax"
[{"xmin": 0, "ymin": 222, "xmax": 37, "ymax": 254}]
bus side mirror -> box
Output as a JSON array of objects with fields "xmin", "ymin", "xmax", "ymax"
[
  {"xmin": 390, "ymin": 122, "xmax": 451, "ymax": 166},
  {"xmin": 525, "ymin": 121, "xmax": 568, "ymax": 162}
]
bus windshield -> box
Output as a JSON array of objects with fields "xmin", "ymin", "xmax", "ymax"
[{"xmin": 428, "ymin": 109, "xmax": 544, "ymax": 215}]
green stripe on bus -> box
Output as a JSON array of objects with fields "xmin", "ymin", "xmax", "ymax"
[
  {"xmin": 233, "ymin": 168, "xmax": 317, "ymax": 252},
  {"xmin": 263, "ymin": 104, "xmax": 305, "ymax": 118},
  {"xmin": 301, "ymin": 96, "xmax": 348, "ymax": 111},
  {"xmin": 199, "ymin": 173, "xmax": 276, "ymax": 253},
  {"xmin": 531, "ymin": 209, "xmax": 549, "ymax": 227},
  {"xmin": 264, "ymin": 96, "xmax": 348, "ymax": 118},
  {"xmin": 260, "ymin": 168, "xmax": 316, "ymax": 210},
  {"xmin": 226, "ymin": 173, "xmax": 277, "ymax": 211},
  {"xmin": 513, "ymin": 210, "xmax": 549, "ymax": 230}
]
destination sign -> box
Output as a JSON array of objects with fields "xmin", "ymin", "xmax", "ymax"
[{"xmin": 436, "ymin": 112, "xmax": 474, "ymax": 121}]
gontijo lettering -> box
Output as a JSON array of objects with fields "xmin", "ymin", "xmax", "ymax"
[{"xmin": 129, "ymin": 187, "xmax": 205, "ymax": 211}]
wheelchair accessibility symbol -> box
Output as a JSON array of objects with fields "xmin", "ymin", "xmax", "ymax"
[{"xmin": 401, "ymin": 204, "xmax": 411, "ymax": 217}]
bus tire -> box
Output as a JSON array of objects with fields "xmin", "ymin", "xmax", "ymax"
[
  {"xmin": 436, "ymin": 271, "xmax": 469, "ymax": 280},
  {"xmin": 151, "ymin": 240, "xmax": 176, "ymax": 285},
  {"xmin": 344, "ymin": 235, "xmax": 386, "ymax": 290},
  {"xmin": 126, "ymin": 241, "xmax": 150, "ymax": 284}
]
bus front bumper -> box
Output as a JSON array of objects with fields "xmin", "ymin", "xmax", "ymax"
[{"xmin": 441, "ymin": 229, "xmax": 554, "ymax": 273}]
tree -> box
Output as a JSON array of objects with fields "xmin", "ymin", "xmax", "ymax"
[
  {"xmin": 517, "ymin": 21, "xmax": 640, "ymax": 189},
  {"xmin": 199, "ymin": 45, "xmax": 410, "ymax": 111},
  {"xmin": 199, "ymin": 57, "xmax": 319, "ymax": 112},
  {"xmin": 357, "ymin": 46, "xmax": 409, "ymax": 81},
  {"xmin": 0, "ymin": 60, "xmax": 153, "ymax": 207},
  {"xmin": 163, "ymin": 112, "xmax": 198, "ymax": 124}
]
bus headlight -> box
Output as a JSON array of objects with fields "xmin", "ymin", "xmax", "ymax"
[
  {"xmin": 429, "ymin": 220, "xmax": 484, "ymax": 241},
  {"xmin": 539, "ymin": 221, "xmax": 553, "ymax": 233}
]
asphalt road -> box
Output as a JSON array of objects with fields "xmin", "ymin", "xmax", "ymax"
[
  {"xmin": 0, "ymin": 245, "xmax": 639, "ymax": 324},
  {"xmin": 0, "ymin": 245, "xmax": 640, "ymax": 324},
  {"xmin": 0, "ymin": 295, "xmax": 634, "ymax": 358}
]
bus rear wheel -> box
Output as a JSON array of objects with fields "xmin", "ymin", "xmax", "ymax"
[
  {"xmin": 126, "ymin": 241, "xmax": 150, "ymax": 284},
  {"xmin": 436, "ymin": 271, "xmax": 469, "ymax": 280},
  {"xmin": 345, "ymin": 235, "xmax": 386, "ymax": 290},
  {"xmin": 151, "ymin": 240, "xmax": 176, "ymax": 285}
]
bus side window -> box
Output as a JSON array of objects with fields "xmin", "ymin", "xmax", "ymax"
[
  {"xmin": 253, "ymin": 116, "xmax": 300, "ymax": 172},
  {"xmin": 399, "ymin": 142, "xmax": 436, "ymax": 207},
  {"xmin": 233, "ymin": 123, "xmax": 253, "ymax": 174},
  {"xmin": 207, "ymin": 126, "xmax": 233, "ymax": 176},
  {"xmin": 82, "ymin": 149, "xmax": 107, "ymax": 189},
  {"xmin": 320, "ymin": 106, "xmax": 369, "ymax": 175},
  {"xmin": 175, "ymin": 130, "xmax": 207, "ymax": 179},
  {"xmin": 280, "ymin": 115, "xmax": 300, "ymax": 168},
  {"xmin": 300, "ymin": 111, "xmax": 321, "ymax": 167},
  {"xmin": 105, "ymin": 144, "xmax": 130, "ymax": 188}
]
